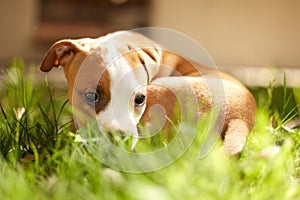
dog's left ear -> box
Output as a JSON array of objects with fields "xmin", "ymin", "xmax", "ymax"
[{"xmin": 40, "ymin": 40, "xmax": 82, "ymax": 72}]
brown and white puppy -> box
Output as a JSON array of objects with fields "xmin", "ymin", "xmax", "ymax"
[{"xmin": 40, "ymin": 31, "xmax": 256, "ymax": 154}]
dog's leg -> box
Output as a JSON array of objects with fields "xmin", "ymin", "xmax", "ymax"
[{"xmin": 222, "ymin": 119, "xmax": 249, "ymax": 155}]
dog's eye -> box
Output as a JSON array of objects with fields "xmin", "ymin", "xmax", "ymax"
[
  {"xmin": 84, "ymin": 92, "xmax": 99, "ymax": 105},
  {"xmin": 134, "ymin": 94, "xmax": 146, "ymax": 106}
]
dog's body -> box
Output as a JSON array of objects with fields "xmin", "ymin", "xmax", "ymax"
[{"xmin": 40, "ymin": 31, "xmax": 256, "ymax": 154}]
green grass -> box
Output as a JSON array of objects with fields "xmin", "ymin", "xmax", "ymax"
[{"xmin": 0, "ymin": 59, "xmax": 300, "ymax": 200}]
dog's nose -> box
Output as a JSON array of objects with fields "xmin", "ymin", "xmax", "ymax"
[
  {"xmin": 104, "ymin": 129, "xmax": 139, "ymax": 151},
  {"xmin": 105, "ymin": 129, "xmax": 134, "ymax": 140}
]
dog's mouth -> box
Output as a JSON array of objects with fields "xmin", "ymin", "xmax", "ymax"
[
  {"xmin": 99, "ymin": 129, "xmax": 140, "ymax": 151},
  {"xmin": 74, "ymin": 116, "xmax": 141, "ymax": 151}
]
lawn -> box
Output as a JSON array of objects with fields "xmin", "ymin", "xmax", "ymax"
[{"xmin": 0, "ymin": 59, "xmax": 300, "ymax": 200}]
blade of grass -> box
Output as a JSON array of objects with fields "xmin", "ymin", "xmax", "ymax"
[{"xmin": 0, "ymin": 103, "xmax": 11, "ymax": 129}]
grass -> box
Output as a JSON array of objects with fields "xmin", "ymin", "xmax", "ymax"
[{"xmin": 0, "ymin": 59, "xmax": 300, "ymax": 199}]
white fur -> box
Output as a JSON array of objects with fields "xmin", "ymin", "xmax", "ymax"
[
  {"xmin": 95, "ymin": 43, "xmax": 148, "ymax": 144},
  {"xmin": 90, "ymin": 32, "xmax": 162, "ymax": 148}
]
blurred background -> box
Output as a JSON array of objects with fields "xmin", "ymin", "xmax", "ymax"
[{"xmin": 0, "ymin": 0, "xmax": 299, "ymax": 86}]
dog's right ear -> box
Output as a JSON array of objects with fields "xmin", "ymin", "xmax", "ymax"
[{"xmin": 40, "ymin": 40, "xmax": 82, "ymax": 72}]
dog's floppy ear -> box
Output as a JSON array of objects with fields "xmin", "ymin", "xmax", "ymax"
[{"xmin": 40, "ymin": 40, "xmax": 82, "ymax": 72}]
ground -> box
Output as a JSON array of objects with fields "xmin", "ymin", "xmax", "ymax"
[{"xmin": 0, "ymin": 59, "xmax": 300, "ymax": 200}]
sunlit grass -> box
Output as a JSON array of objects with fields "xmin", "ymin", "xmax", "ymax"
[{"xmin": 0, "ymin": 59, "xmax": 300, "ymax": 199}]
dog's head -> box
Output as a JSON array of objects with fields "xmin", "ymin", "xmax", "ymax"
[{"xmin": 40, "ymin": 31, "xmax": 164, "ymax": 139}]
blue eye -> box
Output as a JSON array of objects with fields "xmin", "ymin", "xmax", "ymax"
[
  {"xmin": 84, "ymin": 92, "xmax": 99, "ymax": 105},
  {"xmin": 134, "ymin": 94, "xmax": 145, "ymax": 106}
]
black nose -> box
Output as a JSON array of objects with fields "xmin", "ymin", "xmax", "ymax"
[{"xmin": 105, "ymin": 130, "xmax": 128, "ymax": 141}]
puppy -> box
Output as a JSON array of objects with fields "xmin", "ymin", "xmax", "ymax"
[{"xmin": 40, "ymin": 31, "xmax": 256, "ymax": 155}]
